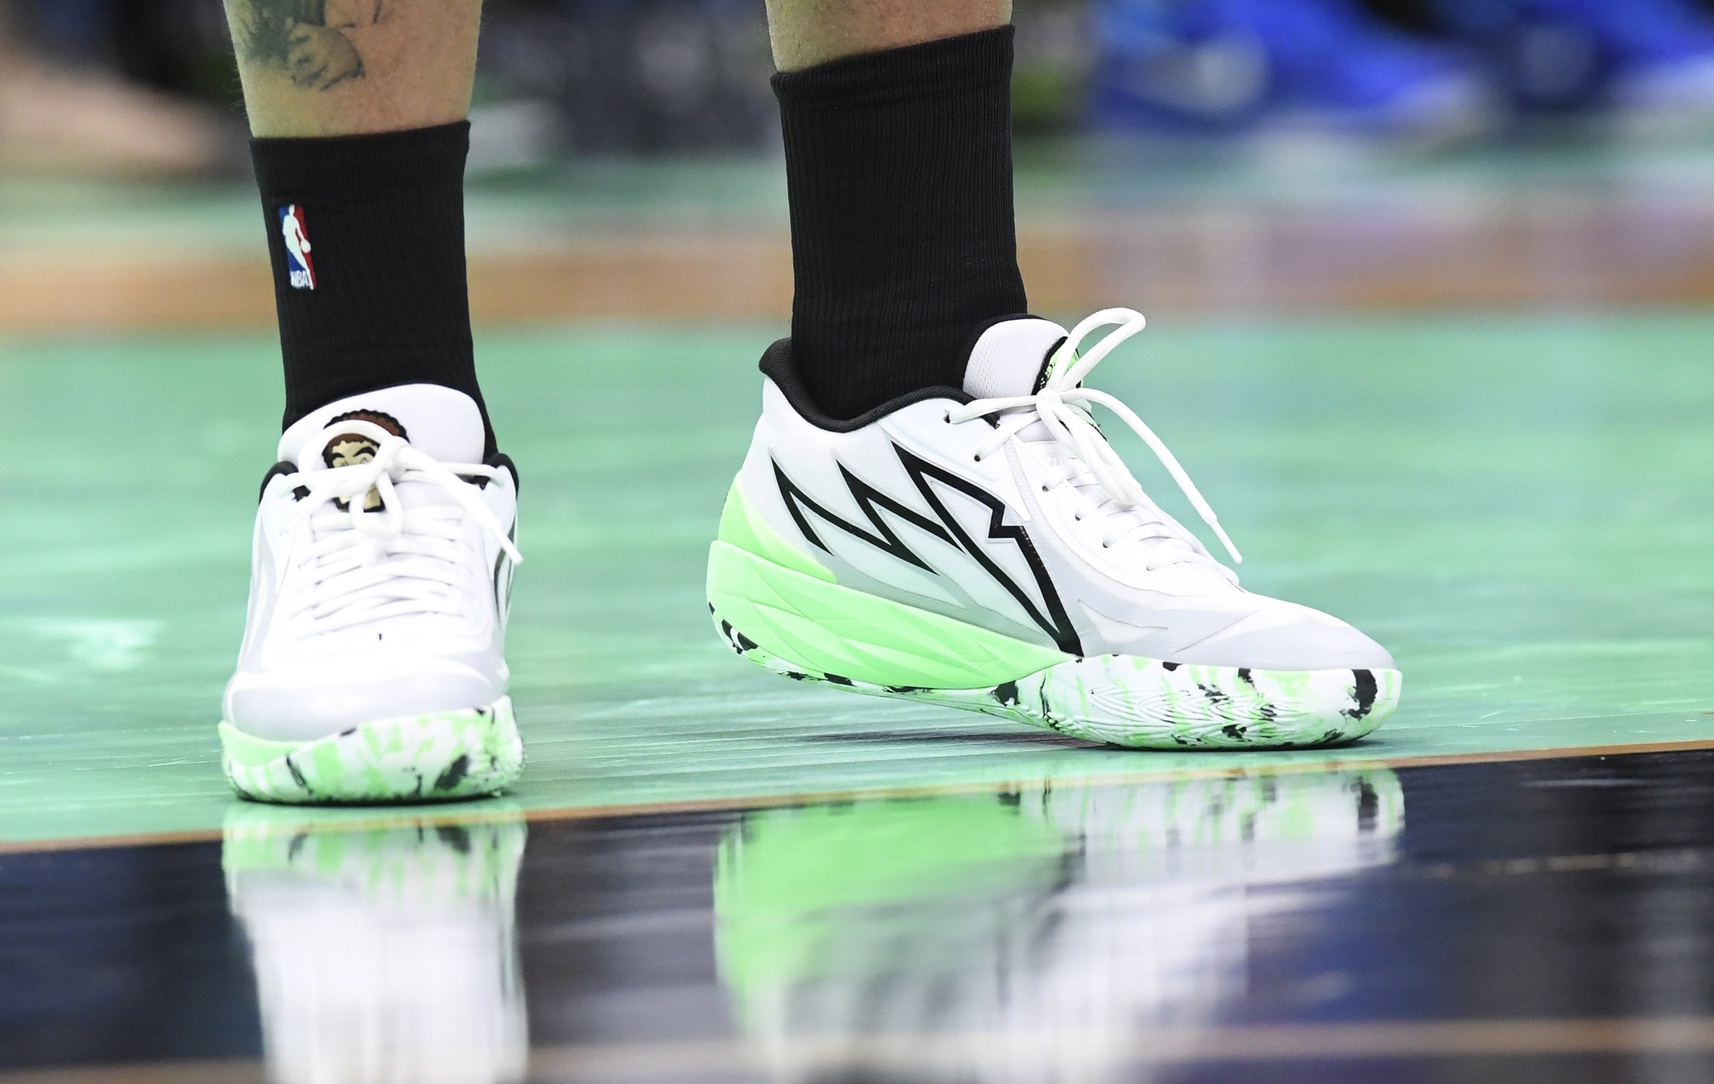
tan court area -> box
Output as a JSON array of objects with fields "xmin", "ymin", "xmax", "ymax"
[{"xmin": 15, "ymin": 152, "xmax": 1714, "ymax": 331}]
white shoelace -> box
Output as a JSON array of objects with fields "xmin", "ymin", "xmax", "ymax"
[
  {"xmin": 285, "ymin": 422, "xmax": 522, "ymax": 636},
  {"xmin": 949, "ymin": 307, "xmax": 1242, "ymax": 573}
]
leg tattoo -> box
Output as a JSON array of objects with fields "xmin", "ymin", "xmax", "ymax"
[{"xmin": 232, "ymin": 0, "xmax": 384, "ymax": 90}]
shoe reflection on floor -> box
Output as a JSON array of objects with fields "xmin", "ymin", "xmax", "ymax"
[
  {"xmin": 715, "ymin": 769, "xmax": 1403, "ymax": 1083},
  {"xmin": 222, "ymin": 806, "xmax": 529, "ymax": 1084}
]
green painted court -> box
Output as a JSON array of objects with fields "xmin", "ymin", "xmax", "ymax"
[
  {"xmin": 4, "ymin": 309, "xmax": 1709, "ymax": 846},
  {"xmin": 9, "ymin": 0, "xmax": 1714, "ymax": 1070}
]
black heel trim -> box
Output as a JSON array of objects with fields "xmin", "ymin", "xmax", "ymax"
[
  {"xmin": 485, "ymin": 452, "xmax": 520, "ymax": 493},
  {"xmin": 259, "ymin": 460, "xmax": 298, "ymax": 502}
]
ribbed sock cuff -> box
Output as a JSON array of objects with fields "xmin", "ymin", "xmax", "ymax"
[
  {"xmin": 772, "ymin": 24, "xmax": 1018, "ymax": 111},
  {"xmin": 252, "ymin": 121, "xmax": 493, "ymax": 454},
  {"xmin": 772, "ymin": 27, "xmax": 1027, "ymax": 420}
]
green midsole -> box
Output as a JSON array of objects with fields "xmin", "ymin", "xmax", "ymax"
[
  {"xmin": 707, "ymin": 540, "xmax": 1070, "ymax": 690},
  {"xmin": 218, "ymin": 705, "xmax": 500, "ymax": 770}
]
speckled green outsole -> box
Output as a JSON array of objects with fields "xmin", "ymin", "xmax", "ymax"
[
  {"xmin": 219, "ymin": 697, "xmax": 524, "ymax": 805},
  {"xmin": 716, "ymin": 610, "xmax": 1398, "ymax": 754},
  {"xmin": 714, "ymin": 606, "xmax": 1398, "ymax": 749},
  {"xmin": 707, "ymin": 529, "xmax": 1400, "ymax": 749}
]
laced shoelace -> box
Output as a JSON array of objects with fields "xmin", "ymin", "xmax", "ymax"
[
  {"xmin": 285, "ymin": 422, "xmax": 523, "ymax": 636},
  {"xmin": 948, "ymin": 307, "xmax": 1242, "ymax": 574}
]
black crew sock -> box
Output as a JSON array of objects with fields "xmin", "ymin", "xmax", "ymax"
[
  {"xmin": 772, "ymin": 26, "xmax": 1028, "ymax": 421},
  {"xmin": 251, "ymin": 121, "xmax": 495, "ymax": 455}
]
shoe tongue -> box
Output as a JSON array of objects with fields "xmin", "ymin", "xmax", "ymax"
[
  {"xmin": 278, "ymin": 384, "xmax": 486, "ymax": 471},
  {"xmin": 962, "ymin": 318, "xmax": 1069, "ymax": 399}
]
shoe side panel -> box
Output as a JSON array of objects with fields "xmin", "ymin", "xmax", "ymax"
[
  {"xmin": 720, "ymin": 380, "xmax": 1393, "ymax": 674},
  {"xmin": 476, "ymin": 472, "xmax": 519, "ymax": 650},
  {"xmin": 236, "ymin": 481, "xmax": 282, "ymax": 667},
  {"xmin": 991, "ymin": 441, "xmax": 1260, "ymax": 661},
  {"xmin": 227, "ymin": 476, "xmax": 298, "ymax": 719},
  {"xmin": 997, "ymin": 440, "xmax": 1392, "ymax": 669},
  {"xmin": 225, "ymin": 468, "xmax": 514, "ymax": 742},
  {"xmin": 728, "ymin": 382, "xmax": 1065, "ymax": 652}
]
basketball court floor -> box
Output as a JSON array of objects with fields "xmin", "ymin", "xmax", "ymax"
[{"xmin": 2, "ymin": 140, "xmax": 1713, "ymax": 1081}]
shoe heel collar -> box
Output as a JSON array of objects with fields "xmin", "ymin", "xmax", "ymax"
[{"xmin": 759, "ymin": 338, "xmax": 971, "ymax": 433}]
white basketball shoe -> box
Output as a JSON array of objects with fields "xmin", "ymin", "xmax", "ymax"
[
  {"xmin": 708, "ymin": 309, "xmax": 1401, "ymax": 749},
  {"xmin": 222, "ymin": 383, "xmax": 524, "ymax": 803}
]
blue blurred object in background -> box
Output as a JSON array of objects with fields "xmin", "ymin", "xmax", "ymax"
[
  {"xmin": 29, "ymin": 0, "xmax": 116, "ymax": 54},
  {"xmin": 1426, "ymin": 0, "xmax": 1714, "ymax": 114},
  {"xmin": 18, "ymin": 0, "xmax": 1714, "ymax": 156},
  {"xmin": 1088, "ymin": 0, "xmax": 1493, "ymax": 140},
  {"xmin": 1088, "ymin": 0, "xmax": 1714, "ymax": 140}
]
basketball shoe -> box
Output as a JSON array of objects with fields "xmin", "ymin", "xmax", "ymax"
[
  {"xmin": 221, "ymin": 384, "xmax": 524, "ymax": 803},
  {"xmin": 707, "ymin": 308, "xmax": 1401, "ymax": 749}
]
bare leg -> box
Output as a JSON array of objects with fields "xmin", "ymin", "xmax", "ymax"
[
  {"xmin": 765, "ymin": 0, "xmax": 1011, "ymax": 71},
  {"xmin": 222, "ymin": 1, "xmax": 481, "ymax": 136}
]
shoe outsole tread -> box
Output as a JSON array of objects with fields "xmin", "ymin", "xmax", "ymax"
[
  {"xmin": 220, "ymin": 697, "xmax": 524, "ymax": 804},
  {"xmin": 708, "ymin": 535, "xmax": 1399, "ymax": 749},
  {"xmin": 712, "ymin": 608, "xmax": 1399, "ymax": 750}
]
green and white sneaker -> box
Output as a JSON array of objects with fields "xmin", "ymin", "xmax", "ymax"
[
  {"xmin": 708, "ymin": 308, "xmax": 1401, "ymax": 749},
  {"xmin": 221, "ymin": 384, "xmax": 524, "ymax": 804}
]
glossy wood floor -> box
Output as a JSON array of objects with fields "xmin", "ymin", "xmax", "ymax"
[
  {"xmin": 2, "ymin": 141, "xmax": 1713, "ymax": 1080},
  {"xmin": 7, "ymin": 750, "xmax": 1714, "ymax": 1081}
]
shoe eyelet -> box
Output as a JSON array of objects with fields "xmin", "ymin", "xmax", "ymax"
[
  {"xmin": 943, "ymin": 412, "xmax": 953, "ymax": 424},
  {"xmin": 1040, "ymin": 485, "xmax": 1049, "ymax": 492},
  {"xmin": 973, "ymin": 454, "xmax": 982, "ymax": 463}
]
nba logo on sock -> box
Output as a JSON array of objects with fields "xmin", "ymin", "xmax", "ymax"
[{"xmin": 278, "ymin": 204, "xmax": 316, "ymax": 290}]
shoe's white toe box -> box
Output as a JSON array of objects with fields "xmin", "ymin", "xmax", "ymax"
[
  {"xmin": 224, "ymin": 654, "xmax": 506, "ymax": 743},
  {"xmin": 1170, "ymin": 598, "xmax": 1395, "ymax": 672}
]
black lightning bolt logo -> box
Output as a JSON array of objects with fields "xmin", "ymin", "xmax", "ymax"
[
  {"xmin": 492, "ymin": 522, "xmax": 517, "ymax": 621},
  {"xmin": 773, "ymin": 448, "xmax": 1083, "ymax": 655}
]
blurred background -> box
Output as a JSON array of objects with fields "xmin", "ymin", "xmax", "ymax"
[{"xmin": 10, "ymin": 0, "xmax": 1714, "ymax": 328}]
